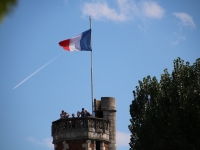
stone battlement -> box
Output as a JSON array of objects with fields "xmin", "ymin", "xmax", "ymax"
[{"xmin": 52, "ymin": 117, "xmax": 110, "ymax": 143}]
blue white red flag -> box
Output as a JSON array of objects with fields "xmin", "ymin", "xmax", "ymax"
[{"xmin": 59, "ymin": 29, "xmax": 92, "ymax": 51}]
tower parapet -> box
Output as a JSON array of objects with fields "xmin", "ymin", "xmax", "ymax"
[{"xmin": 52, "ymin": 117, "xmax": 110, "ymax": 142}]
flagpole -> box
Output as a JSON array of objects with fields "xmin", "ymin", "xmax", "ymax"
[{"xmin": 89, "ymin": 16, "xmax": 94, "ymax": 116}]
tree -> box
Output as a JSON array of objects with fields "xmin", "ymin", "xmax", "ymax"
[
  {"xmin": 0, "ymin": 0, "xmax": 17, "ymax": 23},
  {"xmin": 129, "ymin": 57, "xmax": 200, "ymax": 150}
]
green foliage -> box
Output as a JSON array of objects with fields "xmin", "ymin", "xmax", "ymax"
[
  {"xmin": 0, "ymin": 0, "xmax": 17, "ymax": 23},
  {"xmin": 129, "ymin": 57, "xmax": 200, "ymax": 150}
]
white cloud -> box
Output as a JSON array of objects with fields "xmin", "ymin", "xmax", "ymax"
[
  {"xmin": 27, "ymin": 136, "xmax": 37, "ymax": 143},
  {"xmin": 140, "ymin": 1, "xmax": 165, "ymax": 19},
  {"xmin": 173, "ymin": 12, "xmax": 195, "ymax": 28},
  {"xmin": 82, "ymin": 1, "xmax": 128, "ymax": 22},
  {"xmin": 43, "ymin": 138, "xmax": 54, "ymax": 148},
  {"xmin": 117, "ymin": 0, "xmax": 139, "ymax": 17},
  {"xmin": 116, "ymin": 131, "xmax": 130, "ymax": 147},
  {"xmin": 171, "ymin": 31, "xmax": 186, "ymax": 45},
  {"xmin": 171, "ymin": 12, "xmax": 195, "ymax": 45},
  {"xmin": 82, "ymin": 0, "xmax": 164, "ymax": 22},
  {"xmin": 27, "ymin": 136, "xmax": 53, "ymax": 149}
]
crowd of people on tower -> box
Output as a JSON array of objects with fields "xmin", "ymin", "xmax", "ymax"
[
  {"xmin": 60, "ymin": 108, "xmax": 92, "ymax": 119},
  {"xmin": 59, "ymin": 108, "xmax": 92, "ymax": 128}
]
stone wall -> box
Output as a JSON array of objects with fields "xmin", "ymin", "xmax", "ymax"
[{"xmin": 54, "ymin": 140, "xmax": 96, "ymax": 150}]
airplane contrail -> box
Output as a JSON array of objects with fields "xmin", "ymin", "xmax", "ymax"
[{"xmin": 13, "ymin": 55, "xmax": 61, "ymax": 89}]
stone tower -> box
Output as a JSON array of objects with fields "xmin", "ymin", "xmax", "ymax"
[{"xmin": 51, "ymin": 97, "xmax": 116, "ymax": 150}]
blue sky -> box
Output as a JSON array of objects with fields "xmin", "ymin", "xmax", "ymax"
[{"xmin": 0, "ymin": 0, "xmax": 199, "ymax": 149}]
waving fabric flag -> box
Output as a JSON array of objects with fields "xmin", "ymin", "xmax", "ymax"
[{"xmin": 59, "ymin": 29, "xmax": 92, "ymax": 51}]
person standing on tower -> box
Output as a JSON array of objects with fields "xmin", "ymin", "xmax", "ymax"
[
  {"xmin": 64, "ymin": 112, "xmax": 70, "ymax": 118},
  {"xmin": 60, "ymin": 110, "xmax": 65, "ymax": 118},
  {"xmin": 71, "ymin": 113, "xmax": 76, "ymax": 128},
  {"xmin": 85, "ymin": 109, "xmax": 91, "ymax": 117},
  {"xmin": 81, "ymin": 108, "xmax": 86, "ymax": 117}
]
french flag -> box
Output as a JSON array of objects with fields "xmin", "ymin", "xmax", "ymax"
[{"xmin": 59, "ymin": 29, "xmax": 92, "ymax": 51}]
